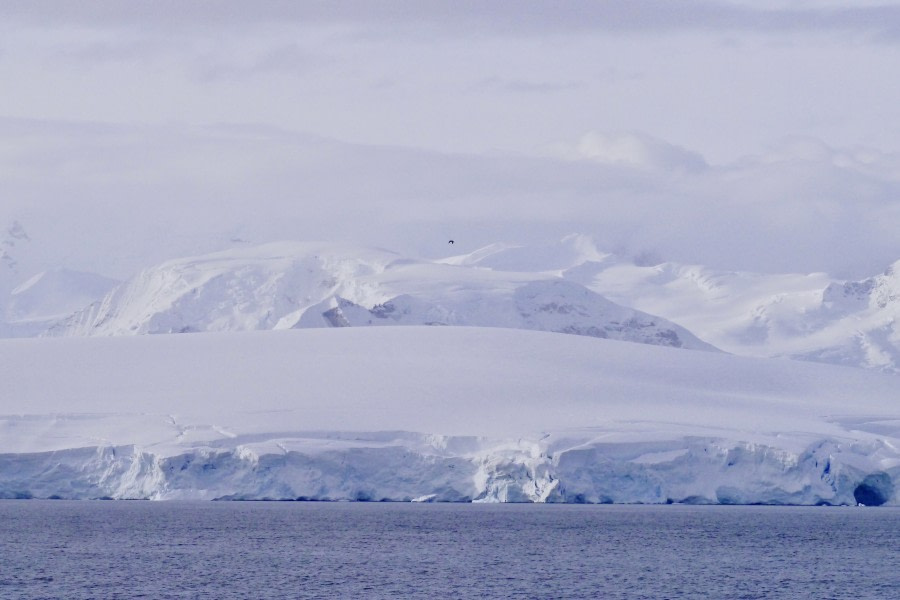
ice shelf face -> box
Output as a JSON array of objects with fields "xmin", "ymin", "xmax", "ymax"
[
  {"xmin": 0, "ymin": 427, "xmax": 898, "ymax": 505},
  {"xmin": 1, "ymin": 327, "xmax": 899, "ymax": 504}
]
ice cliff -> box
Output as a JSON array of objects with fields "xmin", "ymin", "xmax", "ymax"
[{"xmin": 2, "ymin": 426, "xmax": 898, "ymax": 506}]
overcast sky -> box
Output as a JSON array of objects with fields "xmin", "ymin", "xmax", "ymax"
[{"xmin": 2, "ymin": 1, "xmax": 900, "ymax": 280}]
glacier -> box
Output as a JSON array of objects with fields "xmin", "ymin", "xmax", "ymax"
[{"xmin": 2, "ymin": 327, "xmax": 899, "ymax": 504}]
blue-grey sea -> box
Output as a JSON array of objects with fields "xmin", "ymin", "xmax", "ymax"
[{"xmin": 1, "ymin": 501, "xmax": 898, "ymax": 599}]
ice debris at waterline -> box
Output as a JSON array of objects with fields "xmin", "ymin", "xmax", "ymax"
[{"xmin": 1, "ymin": 328, "xmax": 899, "ymax": 504}]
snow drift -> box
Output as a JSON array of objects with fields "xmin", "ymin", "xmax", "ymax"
[{"xmin": 2, "ymin": 327, "xmax": 899, "ymax": 504}]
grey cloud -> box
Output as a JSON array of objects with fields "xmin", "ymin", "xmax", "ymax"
[
  {"xmin": 2, "ymin": 118, "xmax": 899, "ymax": 280},
  {"xmin": 560, "ymin": 131, "xmax": 709, "ymax": 173},
  {"xmin": 470, "ymin": 76, "xmax": 586, "ymax": 94},
  {"xmin": 4, "ymin": 1, "xmax": 900, "ymax": 39},
  {"xmin": 593, "ymin": 67, "xmax": 643, "ymax": 84},
  {"xmin": 51, "ymin": 39, "xmax": 160, "ymax": 64},
  {"xmin": 368, "ymin": 77, "xmax": 399, "ymax": 90},
  {"xmin": 190, "ymin": 44, "xmax": 327, "ymax": 82}
]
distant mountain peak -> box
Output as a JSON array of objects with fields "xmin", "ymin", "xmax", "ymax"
[
  {"xmin": 44, "ymin": 240, "xmax": 716, "ymax": 352},
  {"xmin": 1, "ymin": 220, "xmax": 30, "ymax": 273}
]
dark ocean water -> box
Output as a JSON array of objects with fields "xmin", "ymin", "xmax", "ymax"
[{"xmin": 1, "ymin": 501, "xmax": 898, "ymax": 599}]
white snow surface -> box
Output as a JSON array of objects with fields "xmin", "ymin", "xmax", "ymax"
[
  {"xmin": 46, "ymin": 240, "xmax": 714, "ymax": 351},
  {"xmin": 2, "ymin": 327, "xmax": 900, "ymax": 504},
  {"xmin": 447, "ymin": 235, "xmax": 900, "ymax": 372},
  {"xmin": 570, "ymin": 258, "xmax": 900, "ymax": 373},
  {"xmin": 8, "ymin": 268, "xmax": 117, "ymax": 323},
  {"xmin": 5, "ymin": 234, "xmax": 900, "ymax": 371}
]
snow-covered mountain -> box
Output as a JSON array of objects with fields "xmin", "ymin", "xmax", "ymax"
[
  {"xmin": 2, "ymin": 327, "xmax": 899, "ymax": 504},
  {"xmin": 0, "ymin": 221, "xmax": 31, "ymax": 308},
  {"xmin": 46, "ymin": 241, "xmax": 715, "ymax": 351},
  {"xmin": 564, "ymin": 252, "xmax": 900, "ymax": 372},
  {"xmin": 2, "ymin": 233, "xmax": 899, "ymax": 371},
  {"xmin": 2, "ymin": 268, "xmax": 119, "ymax": 337},
  {"xmin": 783, "ymin": 261, "xmax": 900, "ymax": 371},
  {"xmin": 450, "ymin": 235, "xmax": 900, "ymax": 372},
  {"xmin": 0, "ymin": 220, "xmax": 29, "ymax": 275},
  {"xmin": 0, "ymin": 221, "xmax": 122, "ymax": 337}
]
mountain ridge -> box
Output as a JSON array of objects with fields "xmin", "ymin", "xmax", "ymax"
[
  {"xmin": 46, "ymin": 240, "xmax": 716, "ymax": 352},
  {"xmin": 0, "ymin": 234, "xmax": 898, "ymax": 371}
]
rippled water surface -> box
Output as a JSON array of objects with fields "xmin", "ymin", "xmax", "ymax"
[{"xmin": 1, "ymin": 501, "xmax": 899, "ymax": 599}]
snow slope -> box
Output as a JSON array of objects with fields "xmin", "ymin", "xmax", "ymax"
[
  {"xmin": 450, "ymin": 235, "xmax": 900, "ymax": 372},
  {"xmin": 2, "ymin": 327, "xmax": 899, "ymax": 504},
  {"xmin": 1, "ymin": 268, "xmax": 118, "ymax": 337},
  {"xmin": 47, "ymin": 241, "xmax": 714, "ymax": 351},
  {"xmin": 783, "ymin": 261, "xmax": 900, "ymax": 371},
  {"xmin": 573, "ymin": 258, "xmax": 900, "ymax": 373}
]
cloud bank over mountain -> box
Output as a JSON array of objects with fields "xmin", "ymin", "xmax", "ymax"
[
  {"xmin": 1, "ymin": 2, "xmax": 898, "ymax": 280},
  {"xmin": 2, "ymin": 119, "xmax": 898, "ymax": 281}
]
